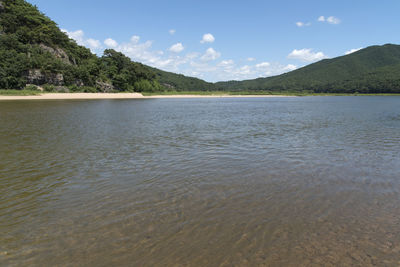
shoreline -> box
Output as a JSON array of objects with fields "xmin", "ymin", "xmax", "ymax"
[{"xmin": 0, "ymin": 93, "xmax": 294, "ymax": 100}]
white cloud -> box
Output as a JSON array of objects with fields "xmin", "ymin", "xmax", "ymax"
[
  {"xmin": 318, "ymin": 16, "xmax": 341, "ymax": 24},
  {"xmin": 256, "ymin": 62, "xmax": 270, "ymax": 69},
  {"xmin": 218, "ymin": 59, "xmax": 235, "ymax": 68},
  {"xmin": 239, "ymin": 65, "xmax": 251, "ymax": 75},
  {"xmin": 169, "ymin": 29, "xmax": 176, "ymax": 35},
  {"xmin": 87, "ymin": 39, "xmax": 101, "ymax": 49},
  {"xmin": 186, "ymin": 52, "xmax": 200, "ymax": 59},
  {"xmin": 200, "ymin": 33, "xmax": 215, "ymax": 44},
  {"xmin": 109, "ymin": 36, "xmax": 164, "ymax": 67},
  {"xmin": 283, "ymin": 64, "xmax": 297, "ymax": 71},
  {"xmin": 169, "ymin": 42, "xmax": 184, "ymax": 53},
  {"xmin": 104, "ymin": 38, "xmax": 118, "ymax": 48},
  {"xmin": 201, "ymin": 48, "xmax": 221, "ymax": 61},
  {"xmin": 62, "ymin": 29, "xmax": 102, "ymax": 53},
  {"xmin": 327, "ymin": 16, "xmax": 341, "ymax": 24},
  {"xmin": 62, "ymin": 29, "xmax": 84, "ymax": 43},
  {"xmin": 130, "ymin": 35, "xmax": 140, "ymax": 44},
  {"xmin": 288, "ymin": 48, "xmax": 327, "ymax": 62},
  {"xmin": 296, "ymin": 21, "xmax": 311, "ymax": 27},
  {"xmin": 345, "ymin": 47, "xmax": 363, "ymax": 55},
  {"xmin": 61, "ymin": 29, "xmax": 299, "ymax": 82},
  {"xmin": 187, "ymin": 59, "xmax": 299, "ymax": 82}
]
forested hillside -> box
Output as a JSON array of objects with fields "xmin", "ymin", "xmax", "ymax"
[
  {"xmin": 216, "ymin": 44, "xmax": 400, "ymax": 93},
  {"xmin": 1, "ymin": 0, "xmax": 400, "ymax": 94},
  {"xmin": 0, "ymin": 0, "xmax": 210, "ymax": 92}
]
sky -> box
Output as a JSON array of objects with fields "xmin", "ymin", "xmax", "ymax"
[{"xmin": 28, "ymin": 0, "xmax": 400, "ymax": 82}]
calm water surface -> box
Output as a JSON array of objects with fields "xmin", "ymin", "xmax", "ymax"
[{"xmin": 1, "ymin": 96, "xmax": 400, "ymax": 266}]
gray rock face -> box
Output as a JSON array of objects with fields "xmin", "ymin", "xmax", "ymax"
[
  {"xmin": 162, "ymin": 83, "xmax": 175, "ymax": 89},
  {"xmin": 39, "ymin": 43, "xmax": 71, "ymax": 64},
  {"xmin": 27, "ymin": 69, "xmax": 64, "ymax": 85},
  {"xmin": 53, "ymin": 86, "xmax": 69, "ymax": 93},
  {"xmin": 96, "ymin": 81, "xmax": 115, "ymax": 93},
  {"xmin": 73, "ymin": 79, "xmax": 84, "ymax": 87}
]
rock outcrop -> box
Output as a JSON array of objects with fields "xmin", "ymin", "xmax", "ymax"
[
  {"xmin": 27, "ymin": 69, "xmax": 64, "ymax": 85},
  {"xmin": 162, "ymin": 83, "xmax": 175, "ymax": 89},
  {"xmin": 39, "ymin": 44, "xmax": 71, "ymax": 65},
  {"xmin": 96, "ymin": 81, "xmax": 115, "ymax": 93}
]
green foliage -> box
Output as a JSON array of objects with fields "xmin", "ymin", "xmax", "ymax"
[
  {"xmin": 0, "ymin": 0, "xmax": 164, "ymax": 92},
  {"xmin": 100, "ymin": 49, "xmax": 156, "ymax": 91},
  {"xmin": 81, "ymin": 86, "xmax": 97, "ymax": 93},
  {"xmin": 216, "ymin": 44, "xmax": 400, "ymax": 93},
  {"xmin": 2, "ymin": 0, "xmax": 400, "ymax": 94},
  {"xmin": 42, "ymin": 84, "xmax": 54, "ymax": 92},
  {"xmin": 0, "ymin": 89, "xmax": 41, "ymax": 95},
  {"xmin": 149, "ymin": 67, "xmax": 215, "ymax": 91},
  {"xmin": 24, "ymin": 84, "xmax": 39, "ymax": 91}
]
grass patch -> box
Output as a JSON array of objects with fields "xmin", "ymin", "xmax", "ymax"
[{"xmin": 0, "ymin": 89, "xmax": 42, "ymax": 96}]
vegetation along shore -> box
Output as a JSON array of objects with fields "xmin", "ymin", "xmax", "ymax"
[{"xmin": 1, "ymin": 0, "xmax": 400, "ymax": 94}]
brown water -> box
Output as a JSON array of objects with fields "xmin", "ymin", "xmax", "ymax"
[{"xmin": 1, "ymin": 97, "xmax": 400, "ymax": 266}]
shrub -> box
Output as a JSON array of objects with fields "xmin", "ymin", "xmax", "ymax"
[
  {"xmin": 24, "ymin": 84, "xmax": 39, "ymax": 91},
  {"xmin": 42, "ymin": 84, "xmax": 55, "ymax": 92},
  {"xmin": 82, "ymin": 86, "xmax": 97, "ymax": 93}
]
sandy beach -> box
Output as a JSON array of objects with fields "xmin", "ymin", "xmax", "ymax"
[{"xmin": 0, "ymin": 93, "xmax": 293, "ymax": 100}]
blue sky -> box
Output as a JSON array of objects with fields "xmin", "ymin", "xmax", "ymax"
[{"xmin": 29, "ymin": 0, "xmax": 400, "ymax": 82}]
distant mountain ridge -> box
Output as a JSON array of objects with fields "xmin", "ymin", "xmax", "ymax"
[
  {"xmin": 1, "ymin": 0, "xmax": 400, "ymax": 93},
  {"xmin": 216, "ymin": 44, "xmax": 400, "ymax": 93}
]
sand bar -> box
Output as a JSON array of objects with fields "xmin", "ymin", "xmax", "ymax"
[{"xmin": 0, "ymin": 93, "xmax": 294, "ymax": 100}]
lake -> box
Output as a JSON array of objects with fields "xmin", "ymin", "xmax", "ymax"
[{"xmin": 1, "ymin": 96, "xmax": 400, "ymax": 266}]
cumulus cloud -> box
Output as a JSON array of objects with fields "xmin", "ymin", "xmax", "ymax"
[
  {"xmin": 108, "ymin": 35, "xmax": 165, "ymax": 68},
  {"xmin": 288, "ymin": 48, "xmax": 327, "ymax": 62},
  {"xmin": 218, "ymin": 59, "xmax": 235, "ymax": 68},
  {"xmin": 86, "ymin": 39, "xmax": 101, "ymax": 49},
  {"xmin": 62, "ymin": 29, "xmax": 299, "ymax": 82},
  {"xmin": 104, "ymin": 38, "xmax": 118, "ymax": 48},
  {"xmin": 296, "ymin": 21, "xmax": 311, "ymax": 27},
  {"xmin": 169, "ymin": 29, "xmax": 176, "ymax": 35},
  {"xmin": 169, "ymin": 43, "xmax": 184, "ymax": 53},
  {"xmin": 327, "ymin": 16, "xmax": 341, "ymax": 24},
  {"xmin": 345, "ymin": 47, "xmax": 363, "ymax": 55},
  {"xmin": 201, "ymin": 48, "xmax": 221, "ymax": 61},
  {"xmin": 318, "ymin": 16, "xmax": 341, "ymax": 24},
  {"xmin": 62, "ymin": 29, "xmax": 102, "ymax": 53},
  {"xmin": 200, "ymin": 33, "xmax": 215, "ymax": 44},
  {"xmin": 210, "ymin": 62, "xmax": 298, "ymax": 81},
  {"xmin": 283, "ymin": 64, "xmax": 297, "ymax": 71},
  {"xmin": 130, "ymin": 35, "xmax": 140, "ymax": 44},
  {"xmin": 256, "ymin": 62, "xmax": 270, "ymax": 69}
]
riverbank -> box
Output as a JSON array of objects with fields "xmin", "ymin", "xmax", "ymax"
[
  {"xmin": 1, "ymin": 91, "xmax": 400, "ymax": 100},
  {"xmin": 0, "ymin": 92, "xmax": 294, "ymax": 100}
]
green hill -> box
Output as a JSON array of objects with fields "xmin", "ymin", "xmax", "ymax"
[
  {"xmin": 0, "ymin": 0, "xmax": 210, "ymax": 92},
  {"xmin": 216, "ymin": 44, "xmax": 400, "ymax": 93},
  {"xmin": 1, "ymin": 0, "xmax": 400, "ymax": 94}
]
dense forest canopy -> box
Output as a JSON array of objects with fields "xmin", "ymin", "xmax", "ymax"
[
  {"xmin": 1, "ymin": 0, "xmax": 400, "ymax": 93},
  {"xmin": 0, "ymin": 0, "xmax": 211, "ymax": 92}
]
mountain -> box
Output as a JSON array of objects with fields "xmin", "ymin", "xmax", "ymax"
[
  {"xmin": 1, "ymin": 0, "xmax": 400, "ymax": 94},
  {"xmin": 216, "ymin": 44, "xmax": 400, "ymax": 93},
  {"xmin": 0, "ymin": 0, "xmax": 211, "ymax": 92},
  {"xmin": 149, "ymin": 67, "xmax": 215, "ymax": 92}
]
